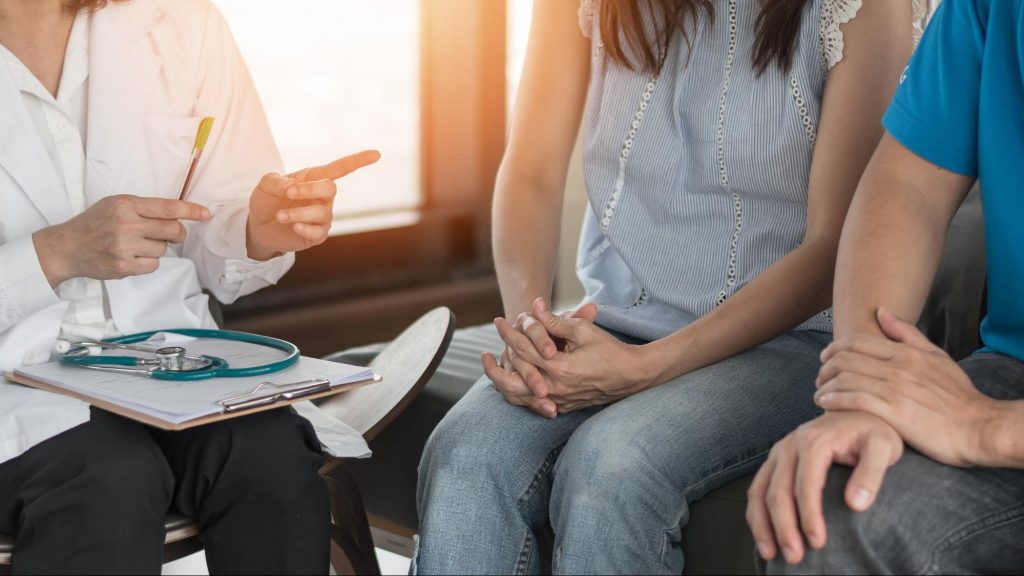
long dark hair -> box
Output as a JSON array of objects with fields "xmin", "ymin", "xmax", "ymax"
[{"xmin": 600, "ymin": 0, "xmax": 811, "ymax": 75}]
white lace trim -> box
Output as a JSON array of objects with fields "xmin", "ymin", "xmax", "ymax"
[
  {"xmin": 601, "ymin": 75, "xmax": 658, "ymax": 232},
  {"xmin": 790, "ymin": 74, "xmax": 816, "ymax": 145},
  {"xmin": 820, "ymin": 0, "xmax": 864, "ymax": 71},
  {"xmin": 715, "ymin": 0, "xmax": 741, "ymax": 307},
  {"xmin": 823, "ymin": 0, "xmax": 935, "ymax": 70},
  {"xmin": 579, "ymin": 0, "xmax": 597, "ymax": 39},
  {"xmin": 912, "ymin": 0, "xmax": 935, "ymax": 46}
]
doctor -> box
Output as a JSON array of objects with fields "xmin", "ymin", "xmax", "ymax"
[{"xmin": 0, "ymin": 0, "xmax": 378, "ymax": 573}]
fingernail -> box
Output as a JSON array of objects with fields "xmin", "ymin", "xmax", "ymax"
[
  {"xmin": 201, "ymin": 209, "xmax": 211, "ymax": 219},
  {"xmin": 545, "ymin": 345, "xmax": 556, "ymax": 358},
  {"xmin": 817, "ymin": 393, "xmax": 832, "ymax": 406},
  {"xmin": 276, "ymin": 211, "xmax": 288, "ymax": 223},
  {"xmin": 782, "ymin": 546, "xmax": 798, "ymax": 564},
  {"xmin": 852, "ymin": 488, "xmax": 872, "ymax": 510},
  {"xmin": 756, "ymin": 543, "xmax": 773, "ymax": 560},
  {"xmin": 287, "ymin": 187, "xmax": 298, "ymax": 199}
]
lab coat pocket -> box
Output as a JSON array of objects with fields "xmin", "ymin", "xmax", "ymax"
[{"xmin": 144, "ymin": 115, "xmax": 202, "ymax": 199}]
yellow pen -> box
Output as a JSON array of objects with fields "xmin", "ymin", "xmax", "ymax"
[{"xmin": 176, "ymin": 117, "xmax": 215, "ymax": 202}]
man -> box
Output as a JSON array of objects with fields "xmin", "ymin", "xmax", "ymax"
[
  {"xmin": 746, "ymin": 0, "xmax": 1024, "ymax": 573},
  {"xmin": 0, "ymin": 0, "xmax": 378, "ymax": 573}
]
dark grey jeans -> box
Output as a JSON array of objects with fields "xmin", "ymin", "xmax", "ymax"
[{"xmin": 766, "ymin": 352, "xmax": 1024, "ymax": 575}]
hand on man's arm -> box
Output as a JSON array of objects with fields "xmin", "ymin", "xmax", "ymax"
[
  {"xmin": 818, "ymin": 307, "xmax": 1024, "ymax": 470},
  {"xmin": 746, "ymin": 136, "xmax": 976, "ymax": 564},
  {"xmin": 751, "ymin": 307, "xmax": 1024, "ymax": 566}
]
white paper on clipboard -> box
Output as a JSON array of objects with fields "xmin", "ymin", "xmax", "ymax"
[{"xmin": 14, "ymin": 337, "xmax": 375, "ymax": 458}]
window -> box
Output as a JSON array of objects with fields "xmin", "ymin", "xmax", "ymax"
[
  {"xmin": 507, "ymin": 0, "xmax": 533, "ymax": 117},
  {"xmin": 212, "ymin": 0, "xmax": 421, "ymax": 231},
  {"xmin": 220, "ymin": 0, "xmax": 510, "ymax": 331}
]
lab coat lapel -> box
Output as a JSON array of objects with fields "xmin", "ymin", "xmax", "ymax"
[
  {"xmin": 0, "ymin": 59, "xmax": 73, "ymax": 225},
  {"xmin": 85, "ymin": 3, "xmax": 163, "ymax": 206}
]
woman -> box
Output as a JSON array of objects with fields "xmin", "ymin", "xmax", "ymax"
[
  {"xmin": 417, "ymin": 0, "xmax": 924, "ymax": 574},
  {"xmin": 0, "ymin": 0, "xmax": 376, "ymax": 573}
]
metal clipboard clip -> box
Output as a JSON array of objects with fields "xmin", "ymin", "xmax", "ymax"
[{"xmin": 217, "ymin": 378, "xmax": 332, "ymax": 413}]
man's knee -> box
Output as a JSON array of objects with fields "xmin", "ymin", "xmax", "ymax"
[{"xmin": 765, "ymin": 465, "xmax": 912, "ymax": 575}]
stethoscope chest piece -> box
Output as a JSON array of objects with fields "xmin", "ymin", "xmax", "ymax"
[{"xmin": 155, "ymin": 347, "xmax": 208, "ymax": 372}]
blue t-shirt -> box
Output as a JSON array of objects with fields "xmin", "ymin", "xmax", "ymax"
[{"xmin": 883, "ymin": 0, "xmax": 1024, "ymax": 362}]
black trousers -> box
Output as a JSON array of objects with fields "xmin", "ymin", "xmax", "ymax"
[{"xmin": 0, "ymin": 407, "xmax": 330, "ymax": 575}]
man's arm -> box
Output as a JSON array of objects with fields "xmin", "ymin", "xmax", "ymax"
[
  {"xmin": 816, "ymin": 308, "xmax": 1020, "ymax": 469},
  {"xmin": 832, "ymin": 134, "xmax": 974, "ymax": 340},
  {"xmin": 986, "ymin": 402, "xmax": 1024, "ymax": 468}
]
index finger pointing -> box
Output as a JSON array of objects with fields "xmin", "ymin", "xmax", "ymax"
[
  {"xmin": 293, "ymin": 150, "xmax": 381, "ymax": 182},
  {"xmin": 135, "ymin": 198, "xmax": 210, "ymax": 221}
]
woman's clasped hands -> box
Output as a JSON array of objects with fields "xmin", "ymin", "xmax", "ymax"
[{"xmin": 483, "ymin": 297, "xmax": 656, "ymax": 418}]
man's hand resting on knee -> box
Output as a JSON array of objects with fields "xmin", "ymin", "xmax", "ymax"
[
  {"xmin": 746, "ymin": 307, "xmax": 1024, "ymax": 566},
  {"xmin": 746, "ymin": 412, "xmax": 903, "ymax": 565}
]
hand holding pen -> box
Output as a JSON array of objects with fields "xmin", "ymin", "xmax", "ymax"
[
  {"xmin": 175, "ymin": 116, "xmax": 381, "ymax": 261},
  {"xmin": 32, "ymin": 196, "xmax": 211, "ymax": 288},
  {"xmin": 177, "ymin": 117, "xmax": 215, "ymax": 202}
]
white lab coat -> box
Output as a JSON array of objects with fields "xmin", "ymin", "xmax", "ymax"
[{"xmin": 0, "ymin": 0, "xmax": 298, "ymax": 464}]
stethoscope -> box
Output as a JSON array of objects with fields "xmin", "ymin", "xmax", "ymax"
[{"xmin": 59, "ymin": 329, "xmax": 300, "ymax": 381}]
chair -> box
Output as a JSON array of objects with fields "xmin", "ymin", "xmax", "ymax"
[{"xmin": 0, "ymin": 307, "xmax": 455, "ymax": 575}]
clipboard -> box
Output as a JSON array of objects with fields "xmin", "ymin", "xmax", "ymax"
[{"xmin": 5, "ymin": 371, "xmax": 381, "ymax": 432}]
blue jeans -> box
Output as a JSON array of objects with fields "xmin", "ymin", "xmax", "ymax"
[
  {"xmin": 416, "ymin": 329, "xmax": 831, "ymax": 575},
  {"xmin": 765, "ymin": 353, "xmax": 1024, "ymax": 575}
]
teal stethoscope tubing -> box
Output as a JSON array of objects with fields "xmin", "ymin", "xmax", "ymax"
[{"xmin": 60, "ymin": 329, "xmax": 300, "ymax": 381}]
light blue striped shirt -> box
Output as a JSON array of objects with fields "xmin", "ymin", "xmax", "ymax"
[{"xmin": 576, "ymin": 0, "xmax": 867, "ymax": 341}]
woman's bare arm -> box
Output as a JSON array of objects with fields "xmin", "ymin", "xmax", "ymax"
[{"xmin": 493, "ymin": 0, "xmax": 591, "ymax": 320}]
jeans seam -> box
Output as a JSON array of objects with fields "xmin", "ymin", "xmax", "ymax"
[
  {"xmin": 515, "ymin": 446, "xmax": 563, "ymax": 575},
  {"xmin": 515, "ymin": 534, "xmax": 534, "ymax": 576},
  {"xmin": 681, "ymin": 448, "xmax": 770, "ymax": 503},
  {"xmin": 657, "ymin": 449, "xmax": 771, "ymax": 566},
  {"xmin": 919, "ymin": 503, "xmax": 1024, "ymax": 575}
]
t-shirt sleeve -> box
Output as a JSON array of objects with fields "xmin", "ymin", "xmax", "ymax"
[{"xmin": 882, "ymin": 0, "xmax": 985, "ymax": 177}]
